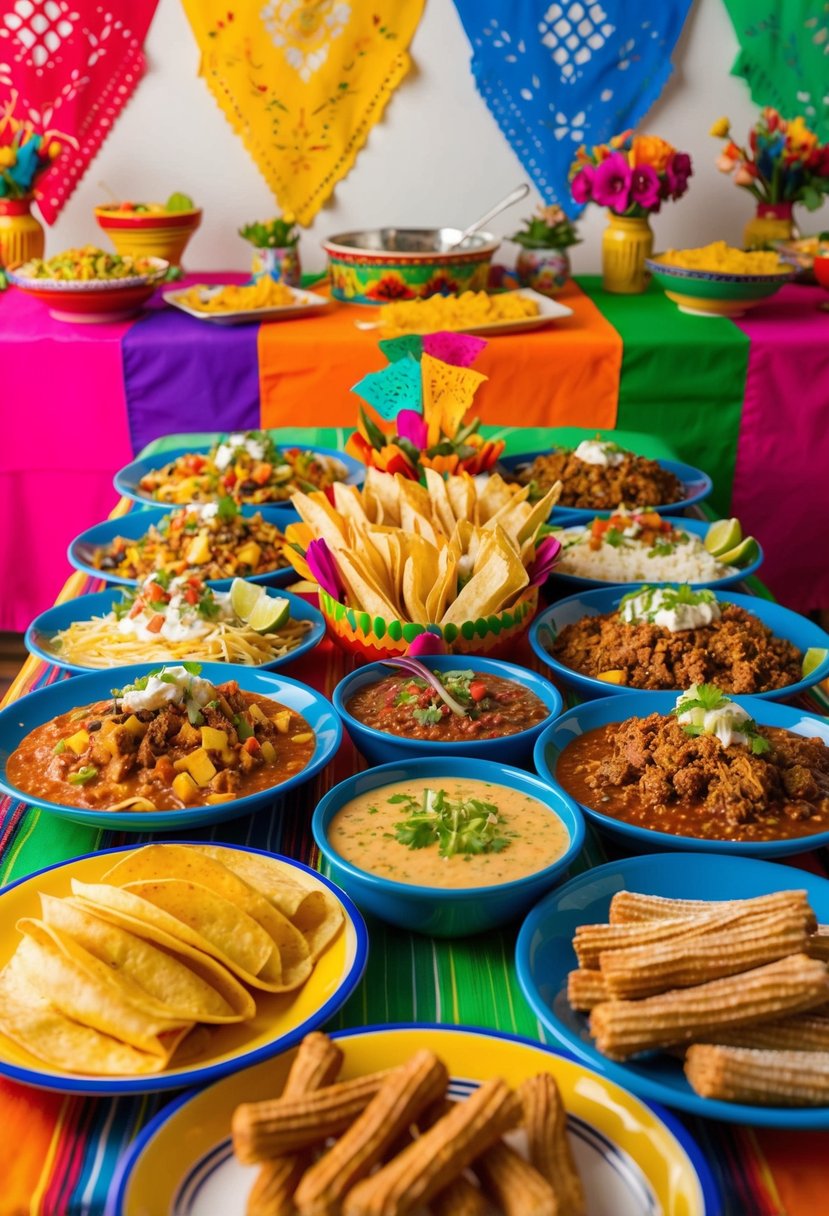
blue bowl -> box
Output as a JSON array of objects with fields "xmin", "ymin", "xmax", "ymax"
[
  {"xmin": 332, "ymin": 655, "xmax": 563, "ymax": 767},
  {"xmin": 312, "ymin": 756, "xmax": 584, "ymax": 937},
  {"xmin": 529, "ymin": 586, "xmax": 829, "ymax": 702},
  {"xmin": 498, "ymin": 451, "xmax": 712, "ymax": 526},
  {"xmin": 0, "ymin": 662, "xmax": 341, "ymax": 831},
  {"xmin": 533, "ymin": 691, "xmax": 829, "ymax": 857},
  {"xmin": 550, "ymin": 516, "xmax": 763, "ymax": 592},
  {"xmin": 68, "ymin": 505, "xmax": 299, "ymax": 590},
  {"xmin": 25, "ymin": 587, "xmax": 325, "ymax": 676},
  {"xmin": 515, "ymin": 851, "xmax": 829, "ymax": 1127},
  {"xmin": 114, "ymin": 443, "xmax": 364, "ymax": 510}
]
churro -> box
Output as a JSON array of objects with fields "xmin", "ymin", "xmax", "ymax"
[
  {"xmin": 696, "ymin": 1012, "xmax": 829, "ymax": 1053},
  {"xmin": 567, "ymin": 969, "xmax": 608, "ymax": 1011},
  {"xmin": 590, "ymin": 954, "xmax": 829, "ymax": 1061},
  {"xmin": 685, "ymin": 1044, "xmax": 829, "ymax": 1106},
  {"xmin": 342, "ymin": 1078, "xmax": 522, "ymax": 1216},
  {"xmin": 609, "ymin": 889, "xmax": 814, "ymax": 929},
  {"xmin": 294, "ymin": 1050, "xmax": 447, "ymax": 1216},
  {"xmin": 809, "ymin": 926, "xmax": 829, "ymax": 961},
  {"xmin": 247, "ymin": 1033, "xmax": 344, "ymax": 1216},
  {"xmin": 520, "ymin": 1073, "xmax": 585, "ymax": 1216},
  {"xmin": 474, "ymin": 1140, "xmax": 558, "ymax": 1216}
]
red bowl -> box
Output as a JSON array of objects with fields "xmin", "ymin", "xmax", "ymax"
[
  {"xmin": 812, "ymin": 254, "xmax": 829, "ymax": 291},
  {"xmin": 7, "ymin": 257, "xmax": 168, "ymax": 323}
]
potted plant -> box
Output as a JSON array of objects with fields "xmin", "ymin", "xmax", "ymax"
[
  {"xmin": 239, "ymin": 216, "xmax": 301, "ymax": 286},
  {"xmin": 0, "ymin": 91, "xmax": 75, "ymax": 276},
  {"xmin": 710, "ymin": 110, "xmax": 829, "ymax": 249},
  {"xmin": 510, "ymin": 204, "xmax": 579, "ymax": 296},
  {"xmin": 569, "ymin": 133, "xmax": 692, "ymax": 294}
]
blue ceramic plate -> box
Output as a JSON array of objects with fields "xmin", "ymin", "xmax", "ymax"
[
  {"xmin": 68, "ymin": 506, "xmax": 299, "ymax": 590},
  {"xmin": 332, "ymin": 655, "xmax": 563, "ymax": 767},
  {"xmin": 0, "ymin": 662, "xmax": 341, "ymax": 831},
  {"xmin": 498, "ymin": 451, "xmax": 712, "ymax": 526},
  {"xmin": 25, "ymin": 587, "xmax": 325, "ymax": 676},
  {"xmin": 111, "ymin": 1024, "xmax": 719, "ymax": 1215},
  {"xmin": 550, "ymin": 516, "xmax": 763, "ymax": 592},
  {"xmin": 533, "ymin": 692, "xmax": 829, "ymax": 857},
  {"xmin": 0, "ymin": 841, "xmax": 366, "ymax": 1096},
  {"xmin": 313, "ymin": 756, "xmax": 584, "ymax": 937},
  {"xmin": 114, "ymin": 443, "xmax": 363, "ymax": 509},
  {"xmin": 515, "ymin": 851, "xmax": 829, "ymax": 1127},
  {"xmin": 529, "ymin": 587, "xmax": 829, "ymax": 701}
]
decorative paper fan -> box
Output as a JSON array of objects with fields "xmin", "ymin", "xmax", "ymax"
[
  {"xmin": 422, "ymin": 331, "xmax": 487, "ymax": 367},
  {"xmin": 379, "ymin": 334, "xmax": 424, "ymax": 363},
  {"xmin": 351, "ymin": 356, "xmax": 422, "ymax": 420},
  {"xmin": 421, "ymin": 354, "xmax": 487, "ymax": 446}
]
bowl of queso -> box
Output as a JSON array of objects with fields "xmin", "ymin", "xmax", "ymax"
[
  {"xmin": 312, "ymin": 757, "xmax": 584, "ymax": 936},
  {"xmin": 534, "ymin": 688, "xmax": 829, "ymax": 857},
  {"xmin": 332, "ymin": 656, "xmax": 563, "ymax": 766}
]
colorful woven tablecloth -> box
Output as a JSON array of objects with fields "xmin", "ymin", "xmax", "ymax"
[
  {"xmin": 2, "ymin": 276, "xmax": 828, "ymax": 629},
  {"xmin": 0, "ymin": 427, "xmax": 828, "ymax": 1215}
]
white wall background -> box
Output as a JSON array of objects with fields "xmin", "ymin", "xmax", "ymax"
[{"xmin": 47, "ymin": 0, "xmax": 829, "ymax": 273}]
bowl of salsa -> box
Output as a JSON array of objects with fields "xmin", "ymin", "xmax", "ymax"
[
  {"xmin": 332, "ymin": 656, "xmax": 562, "ymax": 766},
  {"xmin": 312, "ymin": 756, "xmax": 584, "ymax": 936}
]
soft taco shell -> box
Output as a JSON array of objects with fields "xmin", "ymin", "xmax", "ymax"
[
  {"xmin": 39, "ymin": 894, "xmax": 252, "ymax": 1023},
  {"xmin": 0, "ymin": 954, "xmax": 168, "ymax": 1076}
]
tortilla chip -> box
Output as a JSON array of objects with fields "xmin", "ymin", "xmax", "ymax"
[
  {"xmin": 14, "ymin": 921, "xmax": 192, "ymax": 1057},
  {"xmin": 440, "ymin": 525, "xmax": 528, "ymax": 626},
  {"xmin": 332, "ymin": 483, "xmax": 371, "ymax": 529},
  {"xmin": 0, "ymin": 955, "xmax": 168, "ymax": 1075},
  {"xmin": 336, "ymin": 550, "xmax": 402, "ymax": 620},
  {"xmin": 39, "ymin": 894, "xmax": 251, "ymax": 1023},
  {"xmin": 476, "ymin": 474, "xmax": 518, "ymax": 522},
  {"xmin": 103, "ymin": 845, "xmax": 312, "ymax": 991},
  {"xmin": 424, "ymin": 468, "xmax": 457, "ymax": 536},
  {"xmin": 425, "ymin": 545, "xmax": 457, "ymax": 624},
  {"xmin": 291, "ymin": 490, "xmax": 348, "ymax": 549},
  {"xmin": 445, "ymin": 474, "xmax": 475, "ymax": 525},
  {"xmin": 515, "ymin": 481, "xmax": 562, "ymax": 543},
  {"xmin": 364, "ymin": 468, "xmax": 401, "ymax": 525}
]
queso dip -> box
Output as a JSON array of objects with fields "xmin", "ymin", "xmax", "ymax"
[{"xmin": 328, "ymin": 777, "xmax": 569, "ymax": 889}]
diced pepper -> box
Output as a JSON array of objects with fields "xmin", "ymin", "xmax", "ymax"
[
  {"xmin": 185, "ymin": 530, "xmax": 212, "ymax": 565},
  {"xmin": 252, "ymin": 462, "xmax": 273, "ymax": 485},
  {"xmin": 173, "ymin": 747, "xmax": 217, "ymax": 787},
  {"xmin": 200, "ymin": 726, "xmax": 229, "ymax": 752},
  {"xmin": 124, "ymin": 714, "xmax": 148, "ymax": 738},
  {"xmin": 242, "ymin": 736, "xmax": 260, "ymax": 755},
  {"xmin": 260, "ymin": 740, "xmax": 277, "ymax": 763},
  {"xmin": 67, "ymin": 765, "xmax": 98, "ymax": 785},
  {"xmin": 172, "ymin": 771, "xmax": 200, "ymax": 805},
  {"xmin": 65, "ymin": 729, "xmax": 90, "ymax": 756},
  {"xmin": 146, "ymin": 614, "xmax": 165, "ymax": 634},
  {"xmin": 272, "ymin": 710, "xmax": 291, "ymax": 735},
  {"xmin": 469, "ymin": 681, "xmax": 487, "ymax": 702},
  {"xmin": 236, "ymin": 541, "xmax": 262, "ymax": 569}
]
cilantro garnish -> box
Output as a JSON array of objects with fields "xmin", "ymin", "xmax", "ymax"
[
  {"xmin": 217, "ymin": 496, "xmax": 238, "ymax": 522},
  {"xmin": 391, "ymin": 788, "xmax": 510, "ymax": 858},
  {"xmin": 413, "ymin": 706, "xmax": 443, "ymax": 727}
]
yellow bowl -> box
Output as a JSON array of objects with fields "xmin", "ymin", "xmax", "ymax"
[{"xmin": 95, "ymin": 207, "xmax": 202, "ymax": 266}]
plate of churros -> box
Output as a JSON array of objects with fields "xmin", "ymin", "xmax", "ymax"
[
  {"xmin": 110, "ymin": 1024, "xmax": 719, "ymax": 1215},
  {"xmin": 515, "ymin": 852, "xmax": 829, "ymax": 1126}
]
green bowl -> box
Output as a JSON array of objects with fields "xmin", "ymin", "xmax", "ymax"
[{"xmin": 645, "ymin": 259, "xmax": 794, "ymax": 317}]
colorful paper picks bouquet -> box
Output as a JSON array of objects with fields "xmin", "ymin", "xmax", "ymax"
[
  {"xmin": 281, "ymin": 469, "xmax": 562, "ymax": 658},
  {"xmin": 569, "ymin": 131, "xmax": 692, "ymax": 216},
  {"xmin": 0, "ymin": 92, "xmax": 75, "ymax": 201},
  {"xmin": 345, "ymin": 332, "xmax": 504, "ymax": 479}
]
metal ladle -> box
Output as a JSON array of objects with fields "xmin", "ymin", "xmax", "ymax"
[{"xmin": 447, "ymin": 183, "xmax": 531, "ymax": 250}]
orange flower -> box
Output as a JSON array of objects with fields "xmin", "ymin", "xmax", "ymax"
[
  {"xmin": 422, "ymin": 453, "xmax": 459, "ymax": 476},
  {"xmin": 609, "ymin": 129, "xmax": 633, "ymax": 149},
  {"xmin": 631, "ymin": 135, "xmax": 674, "ymax": 172},
  {"xmin": 593, "ymin": 144, "xmax": 612, "ymax": 162}
]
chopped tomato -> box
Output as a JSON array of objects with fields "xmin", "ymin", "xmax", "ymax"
[
  {"xmin": 146, "ymin": 614, "xmax": 165, "ymax": 633},
  {"xmin": 184, "ymin": 454, "xmax": 206, "ymax": 473},
  {"xmin": 252, "ymin": 462, "xmax": 273, "ymax": 485},
  {"xmin": 469, "ymin": 681, "xmax": 487, "ymax": 702},
  {"xmin": 144, "ymin": 582, "xmax": 168, "ymax": 602},
  {"xmin": 128, "ymin": 599, "xmax": 145, "ymax": 619},
  {"xmin": 243, "ymin": 736, "xmax": 261, "ymax": 754},
  {"xmin": 184, "ymin": 587, "xmax": 199, "ymax": 605},
  {"xmin": 636, "ymin": 511, "xmax": 665, "ymax": 530},
  {"xmin": 223, "ymin": 470, "xmax": 237, "ymax": 488}
]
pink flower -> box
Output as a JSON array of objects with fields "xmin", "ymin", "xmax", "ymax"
[
  {"xmin": 396, "ymin": 409, "xmax": 428, "ymax": 450},
  {"xmin": 528, "ymin": 535, "xmax": 562, "ymax": 587},
  {"xmin": 591, "ymin": 153, "xmax": 632, "ymax": 212},
  {"xmin": 305, "ymin": 539, "xmax": 344, "ymax": 601},
  {"xmin": 406, "ymin": 631, "xmax": 447, "ymax": 658},
  {"xmin": 733, "ymin": 163, "xmax": 757, "ymax": 187},
  {"xmin": 570, "ymin": 166, "xmax": 595, "ymax": 204},
  {"xmin": 630, "ymin": 164, "xmax": 661, "ymax": 210},
  {"xmin": 665, "ymin": 151, "xmax": 692, "ymax": 198}
]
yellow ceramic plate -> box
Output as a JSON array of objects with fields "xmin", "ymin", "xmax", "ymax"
[
  {"xmin": 112, "ymin": 1025, "xmax": 719, "ymax": 1215},
  {"xmin": 0, "ymin": 842, "xmax": 367, "ymax": 1095},
  {"xmin": 355, "ymin": 289, "xmax": 575, "ymax": 336}
]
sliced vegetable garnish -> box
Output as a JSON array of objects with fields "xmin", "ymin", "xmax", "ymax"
[{"xmin": 390, "ymin": 786, "xmax": 510, "ymax": 858}]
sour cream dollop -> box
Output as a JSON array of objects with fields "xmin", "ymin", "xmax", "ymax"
[
  {"xmin": 214, "ymin": 432, "xmax": 268, "ymax": 471},
  {"xmin": 674, "ymin": 685, "xmax": 753, "ymax": 749},
  {"xmin": 574, "ymin": 439, "xmax": 625, "ymax": 468},
  {"xmin": 620, "ymin": 587, "xmax": 722, "ymax": 633},
  {"xmin": 120, "ymin": 666, "xmax": 216, "ymax": 713}
]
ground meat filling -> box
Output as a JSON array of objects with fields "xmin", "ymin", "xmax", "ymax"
[
  {"xmin": 515, "ymin": 450, "xmax": 684, "ymax": 509},
  {"xmin": 550, "ymin": 604, "xmax": 803, "ymax": 693},
  {"xmin": 557, "ymin": 715, "xmax": 829, "ymax": 841}
]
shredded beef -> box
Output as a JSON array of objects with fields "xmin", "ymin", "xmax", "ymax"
[{"xmin": 514, "ymin": 450, "xmax": 683, "ymax": 509}]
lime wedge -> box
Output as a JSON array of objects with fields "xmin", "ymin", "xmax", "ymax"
[
  {"xmin": 803, "ymin": 647, "xmax": 829, "ymax": 678},
  {"xmin": 705, "ymin": 517, "xmax": 742, "ymax": 557},
  {"xmin": 230, "ymin": 577, "xmax": 265, "ymax": 622},
  {"xmin": 248, "ymin": 596, "xmax": 291, "ymax": 634},
  {"xmin": 716, "ymin": 536, "xmax": 759, "ymax": 567},
  {"xmin": 166, "ymin": 192, "xmax": 195, "ymax": 212}
]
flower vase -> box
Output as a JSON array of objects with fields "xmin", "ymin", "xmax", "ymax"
[
  {"xmin": 602, "ymin": 213, "xmax": 653, "ymax": 294},
  {"xmin": 251, "ymin": 244, "xmax": 301, "ymax": 286},
  {"xmin": 0, "ymin": 195, "xmax": 45, "ymax": 269},
  {"xmin": 743, "ymin": 202, "xmax": 795, "ymax": 250},
  {"xmin": 515, "ymin": 248, "xmax": 571, "ymax": 296}
]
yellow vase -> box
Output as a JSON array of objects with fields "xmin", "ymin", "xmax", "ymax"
[
  {"xmin": 602, "ymin": 213, "xmax": 653, "ymax": 294},
  {"xmin": 0, "ymin": 195, "xmax": 44, "ymax": 268},
  {"xmin": 743, "ymin": 202, "xmax": 795, "ymax": 250}
]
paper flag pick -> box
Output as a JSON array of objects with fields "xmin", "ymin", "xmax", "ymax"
[
  {"xmin": 351, "ymin": 355, "xmax": 422, "ymax": 420},
  {"xmin": 421, "ymin": 354, "xmax": 487, "ymax": 447},
  {"xmin": 422, "ymin": 331, "xmax": 487, "ymax": 368},
  {"xmin": 379, "ymin": 335, "xmax": 424, "ymax": 363}
]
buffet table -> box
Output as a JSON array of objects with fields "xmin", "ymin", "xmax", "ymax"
[
  {"xmin": 2, "ymin": 277, "xmax": 829, "ymax": 629},
  {"xmin": 1, "ymin": 427, "xmax": 828, "ymax": 1215}
]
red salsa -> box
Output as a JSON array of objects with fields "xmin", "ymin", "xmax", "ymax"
[{"xmin": 346, "ymin": 670, "xmax": 549, "ymax": 742}]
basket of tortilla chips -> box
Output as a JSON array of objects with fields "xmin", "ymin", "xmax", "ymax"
[{"xmin": 282, "ymin": 468, "xmax": 562, "ymax": 659}]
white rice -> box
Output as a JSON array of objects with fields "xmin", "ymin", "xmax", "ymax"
[{"xmin": 557, "ymin": 528, "xmax": 736, "ymax": 584}]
